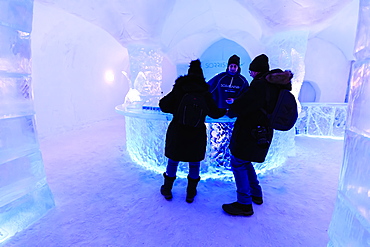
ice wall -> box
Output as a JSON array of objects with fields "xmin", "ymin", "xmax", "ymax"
[
  {"xmin": 0, "ymin": 0, "xmax": 54, "ymax": 244},
  {"xmin": 328, "ymin": 0, "xmax": 370, "ymax": 245},
  {"xmin": 32, "ymin": 3, "xmax": 130, "ymax": 138}
]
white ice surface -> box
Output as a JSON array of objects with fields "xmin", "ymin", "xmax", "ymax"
[{"xmin": 3, "ymin": 116, "xmax": 343, "ymax": 247}]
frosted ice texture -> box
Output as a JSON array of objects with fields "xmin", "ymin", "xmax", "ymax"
[
  {"xmin": 119, "ymin": 105, "xmax": 298, "ymax": 180},
  {"xmin": 328, "ymin": 0, "xmax": 370, "ymax": 246},
  {"xmin": 296, "ymin": 103, "xmax": 347, "ymax": 138},
  {"xmin": 118, "ymin": 100, "xmax": 346, "ymax": 180},
  {"xmin": 266, "ymin": 30, "xmax": 308, "ymax": 99},
  {"xmin": 123, "ymin": 46, "xmax": 163, "ymax": 109},
  {"xmin": 328, "ymin": 131, "xmax": 370, "ymax": 247},
  {"xmin": 205, "ymin": 123, "xmax": 234, "ymax": 176},
  {"xmin": 0, "ymin": 0, "xmax": 54, "ymax": 244}
]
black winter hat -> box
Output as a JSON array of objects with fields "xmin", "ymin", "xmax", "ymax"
[
  {"xmin": 249, "ymin": 54, "xmax": 270, "ymax": 72},
  {"xmin": 188, "ymin": 59, "xmax": 204, "ymax": 78},
  {"xmin": 227, "ymin": 55, "xmax": 240, "ymax": 67}
]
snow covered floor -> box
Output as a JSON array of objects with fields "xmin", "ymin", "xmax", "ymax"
[{"xmin": 4, "ymin": 116, "xmax": 343, "ymax": 247}]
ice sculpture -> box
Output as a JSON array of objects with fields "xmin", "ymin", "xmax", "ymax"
[
  {"xmin": 0, "ymin": 0, "xmax": 54, "ymax": 244},
  {"xmin": 328, "ymin": 0, "xmax": 370, "ymax": 246},
  {"xmin": 122, "ymin": 46, "xmax": 164, "ymax": 110}
]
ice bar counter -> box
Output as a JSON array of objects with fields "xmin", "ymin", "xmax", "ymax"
[{"xmin": 115, "ymin": 104, "xmax": 297, "ymax": 180}]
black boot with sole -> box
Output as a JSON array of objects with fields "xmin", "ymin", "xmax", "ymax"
[
  {"xmin": 186, "ymin": 176, "xmax": 201, "ymax": 203},
  {"xmin": 160, "ymin": 172, "xmax": 176, "ymax": 200},
  {"xmin": 222, "ymin": 202, "xmax": 254, "ymax": 216}
]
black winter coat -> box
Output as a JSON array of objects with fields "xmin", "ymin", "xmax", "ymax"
[
  {"xmin": 159, "ymin": 75, "xmax": 227, "ymax": 162},
  {"xmin": 207, "ymin": 71, "xmax": 249, "ymax": 109},
  {"xmin": 229, "ymin": 69, "xmax": 293, "ymax": 162}
]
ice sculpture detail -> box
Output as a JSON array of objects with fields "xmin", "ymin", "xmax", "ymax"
[
  {"xmin": 122, "ymin": 46, "xmax": 164, "ymax": 113},
  {"xmin": 0, "ymin": 0, "xmax": 54, "ymax": 244},
  {"xmin": 328, "ymin": 0, "xmax": 370, "ymax": 246},
  {"xmin": 296, "ymin": 103, "xmax": 347, "ymax": 138}
]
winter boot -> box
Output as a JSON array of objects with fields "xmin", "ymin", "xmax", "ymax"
[
  {"xmin": 222, "ymin": 202, "xmax": 254, "ymax": 216},
  {"xmin": 252, "ymin": 196, "xmax": 263, "ymax": 205},
  {"xmin": 160, "ymin": 172, "xmax": 176, "ymax": 200},
  {"xmin": 186, "ymin": 175, "xmax": 201, "ymax": 203}
]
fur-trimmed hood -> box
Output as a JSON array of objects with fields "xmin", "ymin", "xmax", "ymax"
[{"xmin": 266, "ymin": 69, "xmax": 293, "ymax": 85}]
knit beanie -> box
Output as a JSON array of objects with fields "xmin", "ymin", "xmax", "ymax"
[
  {"xmin": 188, "ymin": 59, "xmax": 204, "ymax": 78},
  {"xmin": 249, "ymin": 54, "xmax": 270, "ymax": 72},
  {"xmin": 227, "ymin": 55, "xmax": 240, "ymax": 67}
]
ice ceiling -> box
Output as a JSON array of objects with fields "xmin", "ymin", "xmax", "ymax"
[{"xmin": 35, "ymin": 0, "xmax": 351, "ymax": 52}]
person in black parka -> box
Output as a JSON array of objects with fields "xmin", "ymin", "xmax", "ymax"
[
  {"xmin": 207, "ymin": 54, "xmax": 249, "ymax": 111},
  {"xmin": 159, "ymin": 59, "xmax": 226, "ymax": 203},
  {"xmin": 222, "ymin": 54, "xmax": 293, "ymax": 216}
]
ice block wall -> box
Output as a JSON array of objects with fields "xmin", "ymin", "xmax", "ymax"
[
  {"xmin": 328, "ymin": 0, "xmax": 370, "ymax": 246},
  {"xmin": 0, "ymin": 0, "xmax": 54, "ymax": 244}
]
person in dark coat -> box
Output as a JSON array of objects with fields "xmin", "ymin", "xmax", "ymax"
[
  {"xmin": 159, "ymin": 59, "xmax": 226, "ymax": 203},
  {"xmin": 206, "ymin": 55, "xmax": 249, "ymax": 170},
  {"xmin": 207, "ymin": 54, "xmax": 249, "ymax": 112},
  {"xmin": 222, "ymin": 54, "xmax": 293, "ymax": 216}
]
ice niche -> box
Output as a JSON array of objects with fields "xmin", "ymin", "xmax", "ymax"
[
  {"xmin": 117, "ymin": 33, "xmax": 307, "ymax": 180},
  {"xmin": 0, "ymin": 0, "xmax": 54, "ymax": 244}
]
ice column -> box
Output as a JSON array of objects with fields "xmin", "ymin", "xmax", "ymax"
[
  {"xmin": 123, "ymin": 45, "xmax": 169, "ymax": 173},
  {"xmin": 0, "ymin": 0, "xmax": 54, "ymax": 244},
  {"xmin": 253, "ymin": 31, "xmax": 308, "ymax": 173},
  {"xmin": 266, "ymin": 30, "xmax": 308, "ymax": 98},
  {"xmin": 328, "ymin": 0, "xmax": 370, "ymax": 246},
  {"xmin": 124, "ymin": 45, "xmax": 163, "ymax": 108}
]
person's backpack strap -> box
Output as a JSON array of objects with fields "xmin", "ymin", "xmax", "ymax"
[
  {"xmin": 176, "ymin": 92, "xmax": 208, "ymax": 127},
  {"xmin": 260, "ymin": 84, "xmax": 271, "ymax": 117}
]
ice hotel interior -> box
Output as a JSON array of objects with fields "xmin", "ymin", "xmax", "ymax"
[{"xmin": 0, "ymin": 0, "xmax": 369, "ymax": 246}]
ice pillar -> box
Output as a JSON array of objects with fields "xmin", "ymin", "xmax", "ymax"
[
  {"xmin": 0, "ymin": 0, "xmax": 54, "ymax": 244},
  {"xmin": 253, "ymin": 31, "xmax": 308, "ymax": 173},
  {"xmin": 124, "ymin": 45, "xmax": 163, "ymax": 108},
  {"xmin": 328, "ymin": 0, "xmax": 370, "ymax": 246},
  {"xmin": 123, "ymin": 45, "xmax": 168, "ymax": 173}
]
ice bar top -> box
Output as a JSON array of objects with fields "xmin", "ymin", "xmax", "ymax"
[
  {"xmin": 116, "ymin": 103, "xmax": 347, "ymax": 124},
  {"xmin": 115, "ymin": 104, "xmax": 235, "ymax": 123}
]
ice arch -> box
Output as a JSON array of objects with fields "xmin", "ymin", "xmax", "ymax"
[{"xmin": 304, "ymin": 37, "xmax": 351, "ymax": 102}]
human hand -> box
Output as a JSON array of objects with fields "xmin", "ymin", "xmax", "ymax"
[{"xmin": 225, "ymin": 98, "xmax": 234, "ymax": 104}]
